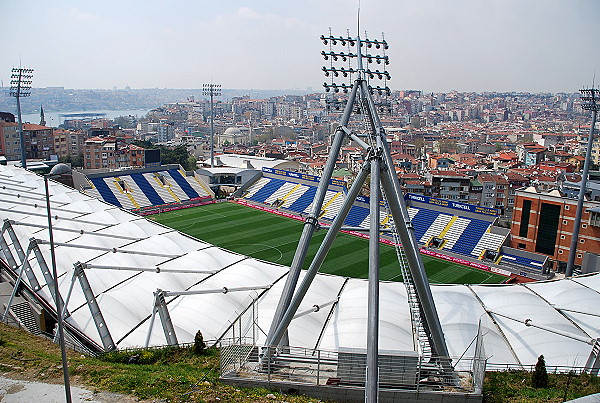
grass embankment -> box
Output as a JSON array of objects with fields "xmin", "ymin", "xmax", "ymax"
[
  {"xmin": 484, "ymin": 369, "xmax": 600, "ymax": 402},
  {"xmin": 0, "ymin": 322, "xmax": 322, "ymax": 402},
  {"xmin": 2, "ymin": 323, "xmax": 600, "ymax": 402}
]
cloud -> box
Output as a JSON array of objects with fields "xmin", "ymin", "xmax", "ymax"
[{"xmin": 69, "ymin": 8, "xmax": 97, "ymax": 22}]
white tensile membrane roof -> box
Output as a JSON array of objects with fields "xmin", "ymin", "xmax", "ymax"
[{"xmin": 0, "ymin": 165, "xmax": 598, "ymax": 369}]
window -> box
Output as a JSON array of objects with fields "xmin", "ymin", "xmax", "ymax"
[
  {"xmin": 508, "ymin": 198, "xmax": 515, "ymax": 205},
  {"xmin": 580, "ymin": 239, "xmax": 585, "ymax": 243},
  {"xmin": 519, "ymin": 199, "xmax": 532, "ymax": 238},
  {"xmin": 518, "ymin": 243, "xmax": 526, "ymax": 249},
  {"xmin": 577, "ymin": 254, "xmax": 582, "ymax": 259},
  {"xmin": 485, "ymin": 192, "xmax": 494, "ymax": 198},
  {"xmin": 497, "ymin": 185, "xmax": 506, "ymax": 190},
  {"xmin": 582, "ymin": 224, "xmax": 587, "ymax": 228},
  {"xmin": 560, "ymin": 235, "xmax": 565, "ymax": 239},
  {"xmin": 565, "ymin": 205, "xmax": 570, "ymax": 210},
  {"xmin": 558, "ymin": 250, "xmax": 563, "ymax": 254}
]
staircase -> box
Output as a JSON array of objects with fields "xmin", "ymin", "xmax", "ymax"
[{"xmin": 9, "ymin": 300, "xmax": 41, "ymax": 335}]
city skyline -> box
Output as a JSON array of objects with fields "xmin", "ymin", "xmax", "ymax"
[{"xmin": 2, "ymin": 0, "xmax": 599, "ymax": 94}]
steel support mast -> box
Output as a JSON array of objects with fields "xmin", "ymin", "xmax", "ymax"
[
  {"xmin": 263, "ymin": 32, "xmax": 453, "ymax": 401},
  {"xmin": 566, "ymin": 88, "xmax": 599, "ymax": 276}
]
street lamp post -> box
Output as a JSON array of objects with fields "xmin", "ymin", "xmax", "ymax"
[
  {"xmin": 44, "ymin": 163, "xmax": 72, "ymax": 403},
  {"xmin": 203, "ymin": 83, "xmax": 221, "ymax": 168}
]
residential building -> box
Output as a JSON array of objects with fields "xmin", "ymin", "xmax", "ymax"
[
  {"xmin": 53, "ymin": 130, "xmax": 86, "ymax": 158},
  {"xmin": 428, "ymin": 170, "xmax": 470, "ymax": 202},
  {"xmin": 477, "ymin": 173, "xmax": 509, "ymax": 214},
  {"xmin": 0, "ymin": 121, "xmax": 19, "ymax": 160}
]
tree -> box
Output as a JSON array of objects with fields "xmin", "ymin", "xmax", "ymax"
[
  {"xmin": 113, "ymin": 115, "xmax": 137, "ymax": 129},
  {"xmin": 438, "ymin": 139, "xmax": 457, "ymax": 154},
  {"xmin": 185, "ymin": 155, "xmax": 197, "ymax": 171},
  {"xmin": 532, "ymin": 355, "xmax": 549, "ymax": 388},
  {"xmin": 132, "ymin": 140, "xmax": 155, "ymax": 149},
  {"xmin": 59, "ymin": 153, "xmax": 84, "ymax": 168}
]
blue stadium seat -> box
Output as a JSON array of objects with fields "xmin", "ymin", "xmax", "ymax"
[
  {"xmin": 89, "ymin": 177, "xmax": 122, "ymax": 208},
  {"xmin": 167, "ymin": 169, "xmax": 200, "ymax": 199},
  {"xmin": 344, "ymin": 205, "xmax": 370, "ymax": 227},
  {"xmin": 450, "ymin": 219, "xmax": 490, "ymax": 255},
  {"xmin": 288, "ymin": 186, "xmax": 317, "ymax": 213},
  {"xmin": 411, "ymin": 208, "xmax": 440, "ymax": 241},
  {"xmin": 248, "ymin": 178, "xmax": 286, "ymax": 203},
  {"xmin": 130, "ymin": 173, "xmax": 165, "ymax": 206},
  {"xmin": 501, "ymin": 254, "xmax": 545, "ymax": 271}
]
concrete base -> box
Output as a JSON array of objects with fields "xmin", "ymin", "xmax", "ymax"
[{"xmin": 221, "ymin": 376, "xmax": 482, "ymax": 403}]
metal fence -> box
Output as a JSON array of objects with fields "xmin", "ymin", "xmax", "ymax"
[
  {"xmin": 219, "ymin": 305, "xmax": 488, "ymax": 394},
  {"xmin": 220, "ymin": 342, "xmax": 484, "ymax": 393}
]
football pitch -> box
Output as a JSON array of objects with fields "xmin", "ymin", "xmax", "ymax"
[{"xmin": 151, "ymin": 202, "xmax": 507, "ymax": 284}]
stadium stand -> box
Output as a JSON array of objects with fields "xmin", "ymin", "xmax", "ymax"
[
  {"xmin": 247, "ymin": 178, "xmax": 286, "ymax": 203},
  {"xmin": 280, "ymin": 184, "xmax": 309, "ymax": 209},
  {"xmin": 288, "ymin": 186, "xmax": 317, "ymax": 213},
  {"xmin": 448, "ymin": 219, "xmax": 491, "ymax": 256},
  {"xmin": 240, "ymin": 168, "xmax": 541, "ymax": 270},
  {"xmin": 499, "ymin": 253, "xmax": 546, "ymax": 272},
  {"xmin": 166, "ymin": 168, "xmax": 201, "ymax": 199},
  {"xmin": 130, "ymin": 173, "xmax": 165, "ymax": 205},
  {"xmin": 88, "ymin": 177, "xmax": 122, "ymax": 208},
  {"xmin": 82, "ymin": 165, "xmax": 214, "ymax": 211}
]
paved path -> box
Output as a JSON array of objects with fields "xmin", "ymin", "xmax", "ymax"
[{"xmin": 0, "ymin": 376, "xmax": 143, "ymax": 402}]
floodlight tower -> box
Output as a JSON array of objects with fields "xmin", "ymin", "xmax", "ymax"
[
  {"xmin": 10, "ymin": 67, "xmax": 34, "ymax": 169},
  {"xmin": 263, "ymin": 31, "xmax": 452, "ymax": 401},
  {"xmin": 203, "ymin": 83, "xmax": 221, "ymax": 168},
  {"xmin": 566, "ymin": 87, "xmax": 599, "ymax": 277}
]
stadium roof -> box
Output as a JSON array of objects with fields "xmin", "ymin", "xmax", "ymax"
[{"xmin": 0, "ymin": 164, "xmax": 598, "ymax": 369}]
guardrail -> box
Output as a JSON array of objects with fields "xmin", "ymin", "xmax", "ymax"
[{"xmin": 220, "ymin": 342, "xmax": 485, "ymax": 394}]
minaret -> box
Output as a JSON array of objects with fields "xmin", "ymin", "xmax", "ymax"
[{"xmin": 40, "ymin": 105, "xmax": 46, "ymax": 126}]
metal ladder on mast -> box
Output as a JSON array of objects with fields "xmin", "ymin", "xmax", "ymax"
[{"xmin": 387, "ymin": 212, "xmax": 432, "ymax": 358}]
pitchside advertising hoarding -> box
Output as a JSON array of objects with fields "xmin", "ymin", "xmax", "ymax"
[
  {"xmin": 262, "ymin": 167, "xmax": 346, "ymax": 188},
  {"xmin": 405, "ymin": 194, "xmax": 499, "ymax": 216}
]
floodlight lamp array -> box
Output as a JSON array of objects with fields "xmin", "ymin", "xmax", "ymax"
[
  {"xmin": 320, "ymin": 34, "xmax": 388, "ymax": 50},
  {"xmin": 321, "ymin": 51, "xmax": 389, "ymax": 65},
  {"xmin": 202, "ymin": 83, "xmax": 222, "ymax": 96},
  {"xmin": 323, "ymin": 82, "xmax": 390, "ymax": 96},
  {"xmin": 323, "ymin": 83, "xmax": 353, "ymax": 93},
  {"xmin": 9, "ymin": 67, "xmax": 34, "ymax": 98},
  {"xmin": 322, "ymin": 66, "xmax": 390, "ymax": 80},
  {"xmin": 580, "ymin": 88, "xmax": 600, "ymax": 111}
]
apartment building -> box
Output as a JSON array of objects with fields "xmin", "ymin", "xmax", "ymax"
[
  {"xmin": 84, "ymin": 137, "xmax": 145, "ymax": 170},
  {"xmin": 0, "ymin": 121, "xmax": 19, "ymax": 160},
  {"xmin": 428, "ymin": 170, "xmax": 471, "ymax": 202},
  {"xmin": 53, "ymin": 130, "xmax": 86, "ymax": 158}
]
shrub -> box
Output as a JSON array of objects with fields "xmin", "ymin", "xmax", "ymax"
[
  {"xmin": 193, "ymin": 330, "xmax": 206, "ymax": 355},
  {"xmin": 532, "ymin": 355, "xmax": 549, "ymax": 388}
]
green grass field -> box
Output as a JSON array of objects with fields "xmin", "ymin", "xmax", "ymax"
[{"xmin": 151, "ymin": 202, "xmax": 506, "ymax": 284}]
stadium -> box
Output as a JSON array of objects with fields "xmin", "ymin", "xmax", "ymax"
[
  {"xmin": 1, "ymin": 33, "xmax": 599, "ymax": 403},
  {"xmin": 1, "ymin": 159, "xmax": 599, "ymax": 401}
]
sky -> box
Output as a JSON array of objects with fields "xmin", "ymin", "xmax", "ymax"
[{"xmin": 2, "ymin": 0, "xmax": 599, "ymax": 93}]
